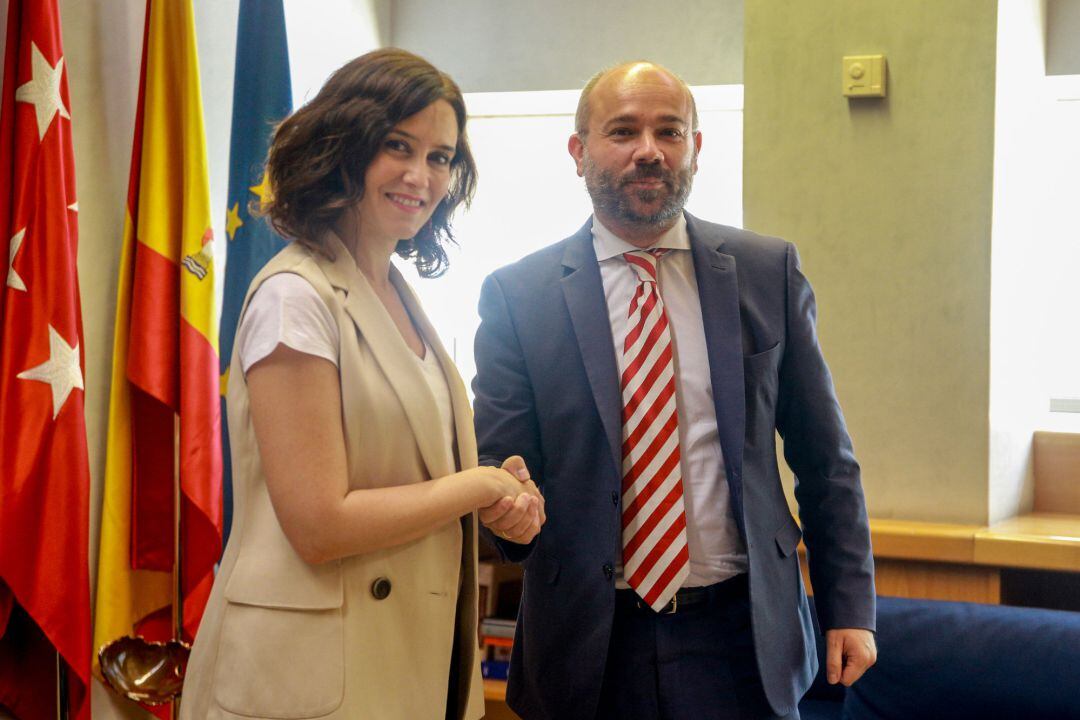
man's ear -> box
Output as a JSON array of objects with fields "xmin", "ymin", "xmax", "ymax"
[
  {"xmin": 568, "ymin": 134, "xmax": 586, "ymax": 177},
  {"xmin": 692, "ymin": 130, "xmax": 702, "ymax": 175}
]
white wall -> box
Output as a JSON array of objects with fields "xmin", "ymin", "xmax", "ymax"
[
  {"xmin": 284, "ymin": 0, "xmax": 390, "ymax": 107},
  {"xmin": 1039, "ymin": 76, "xmax": 1080, "ymax": 415},
  {"xmin": 988, "ymin": 0, "xmax": 1080, "ymax": 523},
  {"xmin": 390, "ymin": 0, "xmax": 743, "ymax": 91},
  {"xmin": 989, "ymin": 0, "xmax": 1043, "ymax": 525}
]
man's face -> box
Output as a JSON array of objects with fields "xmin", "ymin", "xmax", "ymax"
[{"xmin": 569, "ymin": 66, "xmax": 701, "ymax": 236}]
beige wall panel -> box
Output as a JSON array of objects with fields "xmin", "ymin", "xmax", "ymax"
[
  {"xmin": 60, "ymin": 14, "xmax": 145, "ymax": 717},
  {"xmin": 745, "ymin": 0, "xmax": 998, "ymax": 523}
]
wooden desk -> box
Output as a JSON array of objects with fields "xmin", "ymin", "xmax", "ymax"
[
  {"xmin": 798, "ymin": 519, "xmax": 998, "ymax": 602},
  {"xmin": 799, "ymin": 515, "xmax": 1080, "ymax": 604},
  {"xmin": 975, "ymin": 513, "xmax": 1080, "ymax": 571},
  {"xmin": 866, "ymin": 519, "xmax": 1000, "ymax": 603},
  {"xmin": 484, "ymin": 679, "xmax": 519, "ymax": 720},
  {"xmin": 869, "ymin": 518, "xmax": 979, "ymax": 562},
  {"xmin": 484, "ymin": 679, "xmax": 507, "ymax": 701}
]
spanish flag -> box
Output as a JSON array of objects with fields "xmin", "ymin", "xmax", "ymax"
[{"xmin": 94, "ymin": 0, "xmax": 222, "ymax": 693}]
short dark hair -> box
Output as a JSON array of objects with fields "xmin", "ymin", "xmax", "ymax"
[
  {"xmin": 574, "ymin": 61, "xmax": 699, "ymax": 137},
  {"xmin": 262, "ymin": 48, "xmax": 476, "ymax": 277}
]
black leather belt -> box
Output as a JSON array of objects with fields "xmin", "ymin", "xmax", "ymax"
[{"xmin": 616, "ymin": 574, "xmax": 747, "ymax": 615}]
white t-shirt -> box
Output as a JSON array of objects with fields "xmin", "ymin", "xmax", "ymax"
[
  {"xmin": 237, "ymin": 273, "xmax": 456, "ymax": 471},
  {"xmin": 237, "ymin": 273, "xmax": 339, "ymax": 373}
]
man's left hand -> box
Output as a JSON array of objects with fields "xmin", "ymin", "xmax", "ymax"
[{"xmin": 825, "ymin": 628, "xmax": 877, "ymax": 686}]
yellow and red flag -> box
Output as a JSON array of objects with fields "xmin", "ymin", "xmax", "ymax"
[
  {"xmin": 94, "ymin": 0, "xmax": 222, "ymax": 697},
  {"xmin": 0, "ymin": 1, "xmax": 91, "ymax": 718}
]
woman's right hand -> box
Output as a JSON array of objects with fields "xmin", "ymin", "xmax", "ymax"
[{"xmin": 476, "ymin": 456, "xmax": 545, "ymax": 544}]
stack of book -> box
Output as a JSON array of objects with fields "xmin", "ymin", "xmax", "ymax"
[
  {"xmin": 477, "ymin": 560, "xmax": 523, "ymax": 681},
  {"xmin": 480, "ymin": 617, "xmax": 516, "ymax": 679}
]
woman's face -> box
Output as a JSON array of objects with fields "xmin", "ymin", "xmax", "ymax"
[{"xmin": 355, "ymin": 99, "xmax": 459, "ymax": 247}]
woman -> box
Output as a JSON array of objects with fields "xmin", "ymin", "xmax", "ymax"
[{"xmin": 181, "ymin": 49, "xmax": 544, "ymax": 720}]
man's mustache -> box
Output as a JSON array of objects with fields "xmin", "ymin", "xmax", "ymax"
[{"xmin": 619, "ymin": 166, "xmax": 671, "ymax": 186}]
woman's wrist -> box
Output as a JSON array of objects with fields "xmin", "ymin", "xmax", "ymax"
[{"xmin": 457, "ymin": 466, "xmax": 503, "ymax": 509}]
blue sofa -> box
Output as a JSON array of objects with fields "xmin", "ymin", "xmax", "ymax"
[{"xmin": 799, "ymin": 596, "xmax": 1080, "ymax": 720}]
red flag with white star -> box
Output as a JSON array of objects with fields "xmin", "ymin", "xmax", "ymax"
[{"xmin": 0, "ymin": 0, "xmax": 91, "ymax": 718}]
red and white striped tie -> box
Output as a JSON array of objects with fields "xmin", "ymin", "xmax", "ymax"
[{"xmin": 620, "ymin": 249, "xmax": 689, "ymax": 611}]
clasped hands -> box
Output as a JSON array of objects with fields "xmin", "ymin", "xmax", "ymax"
[{"xmin": 480, "ymin": 455, "xmax": 545, "ymax": 544}]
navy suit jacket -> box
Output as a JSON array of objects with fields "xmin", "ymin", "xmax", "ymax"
[{"xmin": 472, "ymin": 213, "xmax": 875, "ymax": 719}]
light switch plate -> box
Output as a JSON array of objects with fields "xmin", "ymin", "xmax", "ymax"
[{"xmin": 843, "ymin": 54, "xmax": 887, "ymax": 97}]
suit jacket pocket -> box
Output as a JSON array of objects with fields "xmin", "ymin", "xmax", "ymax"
[
  {"xmin": 774, "ymin": 515, "xmax": 803, "ymax": 558},
  {"xmin": 213, "ymin": 601, "xmax": 345, "ymax": 718},
  {"xmin": 743, "ymin": 341, "xmax": 781, "ymax": 377},
  {"xmin": 744, "ymin": 342, "xmax": 781, "ymax": 435},
  {"xmin": 223, "ymin": 500, "xmax": 344, "ymax": 610}
]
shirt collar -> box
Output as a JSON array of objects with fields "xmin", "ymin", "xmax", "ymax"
[{"xmin": 591, "ymin": 213, "xmax": 690, "ymax": 262}]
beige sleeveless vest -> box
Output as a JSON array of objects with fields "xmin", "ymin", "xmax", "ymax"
[{"xmin": 181, "ymin": 236, "xmax": 484, "ymax": 720}]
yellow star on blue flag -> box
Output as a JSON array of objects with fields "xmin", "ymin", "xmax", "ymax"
[{"xmin": 219, "ymin": 0, "xmax": 291, "ymax": 547}]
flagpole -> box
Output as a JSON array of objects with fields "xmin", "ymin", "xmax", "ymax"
[
  {"xmin": 55, "ymin": 652, "xmax": 68, "ymax": 720},
  {"xmin": 173, "ymin": 414, "xmax": 183, "ymax": 720}
]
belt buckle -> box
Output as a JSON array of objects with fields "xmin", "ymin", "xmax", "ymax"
[{"xmin": 633, "ymin": 594, "xmax": 679, "ymax": 614}]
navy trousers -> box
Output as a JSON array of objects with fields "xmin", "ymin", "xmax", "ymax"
[{"xmin": 595, "ymin": 575, "xmax": 800, "ymax": 720}]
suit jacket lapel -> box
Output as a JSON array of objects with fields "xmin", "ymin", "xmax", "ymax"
[
  {"xmin": 560, "ymin": 220, "xmax": 623, "ymax": 478},
  {"xmin": 317, "ymin": 233, "xmax": 452, "ymax": 481},
  {"xmin": 686, "ymin": 213, "xmax": 747, "ymax": 535}
]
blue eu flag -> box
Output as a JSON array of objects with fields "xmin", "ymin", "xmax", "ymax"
[{"xmin": 220, "ymin": 0, "xmax": 291, "ymax": 548}]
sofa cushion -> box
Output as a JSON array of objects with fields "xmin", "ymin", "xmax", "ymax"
[
  {"xmin": 799, "ymin": 699, "xmax": 844, "ymax": 720},
  {"xmin": 843, "ymin": 596, "xmax": 1080, "ymax": 720}
]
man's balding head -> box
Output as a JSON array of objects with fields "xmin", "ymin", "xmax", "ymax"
[{"xmin": 574, "ymin": 61, "xmax": 699, "ymax": 137}]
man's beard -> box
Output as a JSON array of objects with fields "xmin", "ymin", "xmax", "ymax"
[{"xmin": 582, "ymin": 156, "xmax": 693, "ymax": 229}]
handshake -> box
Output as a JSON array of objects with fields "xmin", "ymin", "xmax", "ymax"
[{"xmin": 476, "ymin": 455, "xmax": 545, "ymax": 545}]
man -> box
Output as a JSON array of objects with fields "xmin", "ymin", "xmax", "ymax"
[{"xmin": 473, "ymin": 61, "xmax": 876, "ymax": 720}]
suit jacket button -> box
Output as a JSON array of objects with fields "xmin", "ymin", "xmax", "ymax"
[
  {"xmin": 371, "ymin": 577, "xmax": 392, "ymax": 600},
  {"xmin": 602, "ymin": 564, "xmax": 614, "ymax": 581},
  {"xmin": 611, "ymin": 491, "xmax": 619, "ymax": 507}
]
